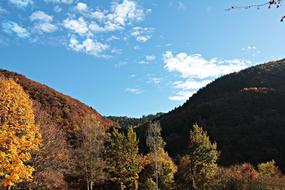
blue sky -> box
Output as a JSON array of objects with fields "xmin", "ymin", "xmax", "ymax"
[{"xmin": 0, "ymin": 0, "xmax": 285, "ymax": 117}]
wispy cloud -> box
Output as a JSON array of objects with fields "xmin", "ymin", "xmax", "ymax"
[
  {"xmin": 69, "ymin": 36, "xmax": 109, "ymax": 56},
  {"xmin": 9, "ymin": 0, "xmax": 33, "ymax": 8},
  {"xmin": 30, "ymin": 11, "xmax": 57, "ymax": 33},
  {"xmin": 164, "ymin": 51, "xmax": 253, "ymax": 102},
  {"xmin": 2, "ymin": 21, "xmax": 30, "ymax": 38},
  {"xmin": 125, "ymin": 88, "xmax": 143, "ymax": 94},
  {"xmin": 139, "ymin": 55, "xmax": 156, "ymax": 64},
  {"xmin": 241, "ymin": 45, "xmax": 262, "ymax": 56},
  {"xmin": 131, "ymin": 27, "xmax": 153, "ymax": 43},
  {"xmin": 147, "ymin": 76, "xmax": 163, "ymax": 85},
  {"xmin": 44, "ymin": 0, "xmax": 73, "ymax": 4},
  {"xmin": 76, "ymin": 2, "xmax": 88, "ymax": 12},
  {"xmin": 1, "ymin": 0, "xmax": 151, "ymax": 57}
]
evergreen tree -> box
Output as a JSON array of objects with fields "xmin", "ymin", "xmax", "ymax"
[
  {"xmin": 176, "ymin": 124, "xmax": 219, "ymax": 190},
  {"xmin": 105, "ymin": 127, "xmax": 143, "ymax": 190},
  {"xmin": 139, "ymin": 122, "xmax": 176, "ymax": 190},
  {"xmin": 0, "ymin": 78, "xmax": 41, "ymax": 189}
]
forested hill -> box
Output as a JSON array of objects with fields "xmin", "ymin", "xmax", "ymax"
[
  {"xmin": 107, "ymin": 113, "xmax": 164, "ymax": 128},
  {"xmin": 158, "ymin": 59, "xmax": 285, "ymax": 170},
  {"xmin": 0, "ymin": 69, "xmax": 112, "ymax": 133}
]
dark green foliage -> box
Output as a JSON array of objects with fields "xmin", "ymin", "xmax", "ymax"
[
  {"xmin": 159, "ymin": 59, "xmax": 285, "ymax": 171},
  {"xmin": 108, "ymin": 113, "xmax": 164, "ymax": 129}
]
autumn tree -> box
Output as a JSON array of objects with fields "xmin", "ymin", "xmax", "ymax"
[
  {"xmin": 139, "ymin": 122, "xmax": 176, "ymax": 190},
  {"xmin": 105, "ymin": 127, "xmax": 143, "ymax": 190},
  {"xmin": 0, "ymin": 77, "xmax": 41, "ymax": 189},
  {"xmin": 258, "ymin": 160, "xmax": 281, "ymax": 177},
  {"xmin": 23, "ymin": 103, "xmax": 73, "ymax": 190},
  {"xmin": 73, "ymin": 116, "xmax": 108, "ymax": 190},
  {"xmin": 176, "ymin": 124, "xmax": 219, "ymax": 190}
]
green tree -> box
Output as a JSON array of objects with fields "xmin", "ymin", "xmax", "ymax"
[
  {"xmin": 140, "ymin": 122, "xmax": 176, "ymax": 190},
  {"xmin": 0, "ymin": 78, "xmax": 41, "ymax": 189},
  {"xmin": 105, "ymin": 127, "xmax": 143, "ymax": 190},
  {"xmin": 176, "ymin": 124, "xmax": 219, "ymax": 190}
]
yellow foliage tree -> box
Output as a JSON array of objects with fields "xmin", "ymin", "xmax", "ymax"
[{"xmin": 0, "ymin": 77, "xmax": 41, "ymax": 188}]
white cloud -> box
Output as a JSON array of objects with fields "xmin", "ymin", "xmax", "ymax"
[
  {"xmin": 164, "ymin": 51, "xmax": 253, "ymax": 101},
  {"xmin": 69, "ymin": 36, "xmax": 108, "ymax": 56},
  {"xmin": 111, "ymin": 0, "xmax": 144, "ymax": 26},
  {"xmin": 147, "ymin": 76, "xmax": 162, "ymax": 85},
  {"xmin": 34, "ymin": 23, "xmax": 57, "ymax": 33},
  {"xmin": 173, "ymin": 79, "xmax": 212, "ymax": 90},
  {"xmin": 2, "ymin": 21, "xmax": 30, "ymax": 38},
  {"xmin": 91, "ymin": 10, "xmax": 106, "ymax": 20},
  {"xmin": 30, "ymin": 11, "xmax": 57, "ymax": 33},
  {"xmin": 169, "ymin": 91, "xmax": 195, "ymax": 101},
  {"xmin": 30, "ymin": 11, "xmax": 53, "ymax": 22},
  {"xmin": 44, "ymin": 0, "xmax": 73, "ymax": 4},
  {"xmin": 63, "ymin": 17, "xmax": 90, "ymax": 36},
  {"xmin": 0, "ymin": 7, "xmax": 7, "ymax": 14},
  {"xmin": 131, "ymin": 27, "xmax": 153, "ymax": 43},
  {"xmin": 76, "ymin": 2, "xmax": 88, "ymax": 12},
  {"xmin": 3, "ymin": 0, "xmax": 148, "ymax": 57},
  {"xmin": 164, "ymin": 51, "xmax": 251, "ymax": 79},
  {"xmin": 88, "ymin": 0, "xmax": 145, "ymax": 32},
  {"xmin": 115, "ymin": 61, "xmax": 127, "ymax": 68},
  {"xmin": 146, "ymin": 55, "xmax": 156, "ymax": 61},
  {"xmin": 177, "ymin": 1, "xmax": 186, "ymax": 10},
  {"xmin": 89, "ymin": 22, "xmax": 106, "ymax": 33},
  {"xmin": 139, "ymin": 55, "xmax": 156, "ymax": 64},
  {"xmin": 54, "ymin": 5, "xmax": 62, "ymax": 12},
  {"xmin": 9, "ymin": 0, "xmax": 33, "ymax": 8},
  {"xmin": 125, "ymin": 88, "xmax": 143, "ymax": 94},
  {"xmin": 242, "ymin": 46, "xmax": 257, "ymax": 51}
]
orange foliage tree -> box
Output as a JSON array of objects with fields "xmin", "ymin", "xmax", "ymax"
[{"xmin": 0, "ymin": 77, "xmax": 41, "ymax": 188}]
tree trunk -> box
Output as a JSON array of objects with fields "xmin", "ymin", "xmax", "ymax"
[{"xmin": 87, "ymin": 181, "xmax": 90, "ymax": 190}]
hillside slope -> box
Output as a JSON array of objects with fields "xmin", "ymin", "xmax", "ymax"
[
  {"xmin": 0, "ymin": 69, "xmax": 112, "ymax": 135},
  {"xmin": 159, "ymin": 59, "xmax": 285, "ymax": 170}
]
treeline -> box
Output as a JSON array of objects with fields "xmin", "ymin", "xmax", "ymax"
[
  {"xmin": 107, "ymin": 113, "xmax": 164, "ymax": 128},
  {"xmin": 1, "ymin": 77, "xmax": 285, "ymax": 190}
]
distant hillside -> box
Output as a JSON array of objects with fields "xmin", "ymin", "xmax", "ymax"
[
  {"xmin": 158, "ymin": 59, "xmax": 285, "ymax": 170},
  {"xmin": 0, "ymin": 69, "xmax": 112, "ymax": 136},
  {"xmin": 108, "ymin": 113, "xmax": 164, "ymax": 128}
]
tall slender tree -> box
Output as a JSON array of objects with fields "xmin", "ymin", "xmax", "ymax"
[
  {"xmin": 105, "ymin": 127, "xmax": 143, "ymax": 190},
  {"xmin": 74, "ymin": 116, "xmax": 108, "ymax": 190},
  {"xmin": 176, "ymin": 124, "xmax": 219, "ymax": 190},
  {"xmin": 139, "ymin": 122, "xmax": 176, "ymax": 190}
]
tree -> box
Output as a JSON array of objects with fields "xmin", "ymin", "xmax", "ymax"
[
  {"xmin": 0, "ymin": 77, "xmax": 41, "ymax": 188},
  {"xmin": 24, "ymin": 103, "xmax": 73, "ymax": 190},
  {"xmin": 226, "ymin": 0, "xmax": 285, "ymax": 21},
  {"xmin": 139, "ymin": 122, "xmax": 176, "ymax": 190},
  {"xmin": 257, "ymin": 160, "xmax": 281, "ymax": 177},
  {"xmin": 176, "ymin": 124, "xmax": 219, "ymax": 190},
  {"xmin": 74, "ymin": 116, "xmax": 108, "ymax": 190},
  {"xmin": 105, "ymin": 127, "xmax": 143, "ymax": 190}
]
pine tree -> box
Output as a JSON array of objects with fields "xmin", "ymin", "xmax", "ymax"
[
  {"xmin": 176, "ymin": 124, "xmax": 219, "ymax": 190},
  {"xmin": 105, "ymin": 127, "xmax": 143, "ymax": 190},
  {"xmin": 140, "ymin": 122, "xmax": 176, "ymax": 190},
  {"xmin": 0, "ymin": 78, "xmax": 41, "ymax": 188}
]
